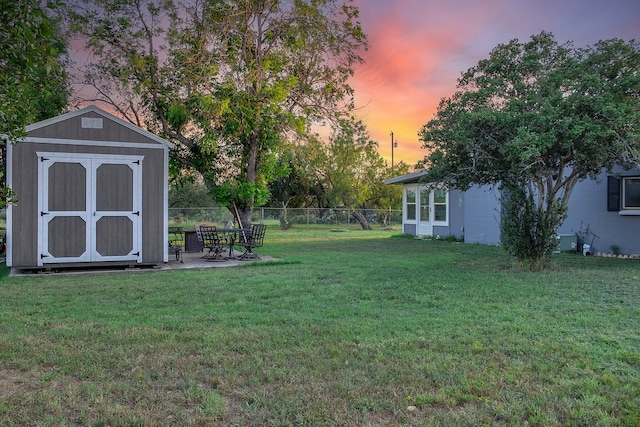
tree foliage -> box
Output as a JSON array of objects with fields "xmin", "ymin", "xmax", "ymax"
[
  {"xmin": 68, "ymin": 0, "xmax": 367, "ymax": 227},
  {"xmin": 418, "ymin": 32, "xmax": 640, "ymax": 269},
  {"xmin": 266, "ymin": 147, "xmax": 321, "ymax": 229},
  {"xmin": 1, "ymin": 0, "xmax": 69, "ymax": 135},
  {"xmin": 169, "ymin": 179, "xmax": 216, "ymax": 208},
  {"xmin": 0, "ymin": 0, "xmax": 69, "ymax": 207},
  {"xmin": 288, "ymin": 118, "xmax": 407, "ymax": 229}
]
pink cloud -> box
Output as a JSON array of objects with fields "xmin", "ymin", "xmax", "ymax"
[{"xmin": 349, "ymin": 0, "xmax": 640, "ymax": 168}]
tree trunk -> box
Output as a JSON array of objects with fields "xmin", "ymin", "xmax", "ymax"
[
  {"xmin": 379, "ymin": 211, "xmax": 389, "ymax": 227},
  {"xmin": 231, "ymin": 205, "xmax": 253, "ymax": 230},
  {"xmin": 279, "ymin": 203, "xmax": 290, "ymax": 230},
  {"xmin": 234, "ymin": 133, "xmax": 260, "ymax": 230},
  {"xmin": 352, "ymin": 210, "xmax": 372, "ymax": 230}
]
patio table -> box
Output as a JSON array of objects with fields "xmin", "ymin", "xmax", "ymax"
[{"xmin": 217, "ymin": 228, "xmax": 251, "ymax": 258}]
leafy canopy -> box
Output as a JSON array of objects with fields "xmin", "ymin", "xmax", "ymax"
[
  {"xmin": 1, "ymin": 0, "xmax": 69, "ymax": 136},
  {"xmin": 0, "ymin": 0, "xmax": 69, "ymax": 207},
  {"xmin": 69, "ymin": 0, "xmax": 367, "ymax": 226},
  {"xmin": 419, "ymin": 32, "xmax": 640, "ymax": 190},
  {"xmin": 287, "ymin": 117, "xmax": 407, "ymax": 229},
  {"xmin": 418, "ymin": 32, "xmax": 640, "ymax": 268}
]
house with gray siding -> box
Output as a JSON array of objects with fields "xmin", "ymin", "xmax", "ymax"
[
  {"xmin": 6, "ymin": 105, "xmax": 172, "ymax": 270},
  {"xmin": 385, "ymin": 167, "xmax": 640, "ymax": 255},
  {"xmin": 556, "ymin": 167, "xmax": 640, "ymax": 255}
]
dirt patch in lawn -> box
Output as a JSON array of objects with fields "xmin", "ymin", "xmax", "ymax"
[{"xmin": 0, "ymin": 367, "xmax": 41, "ymax": 399}]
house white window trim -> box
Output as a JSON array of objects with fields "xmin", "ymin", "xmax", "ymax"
[
  {"xmin": 403, "ymin": 184, "xmax": 449, "ymax": 226},
  {"xmin": 404, "ymin": 186, "xmax": 417, "ymax": 222},
  {"xmin": 432, "ymin": 188, "xmax": 449, "ymax": 225},
  {"xmin": 620, "ymin": 176, "xmax": 640, "ymax": 215}
]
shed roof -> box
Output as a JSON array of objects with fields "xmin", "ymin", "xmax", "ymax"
[{"xmin": 25, "ymin": 105, "xmax": 174, "ymax": 148}]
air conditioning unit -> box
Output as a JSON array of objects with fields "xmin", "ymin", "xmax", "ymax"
[{"xmin": 556, "ymin": 234, "xmax": 578, "ymax": 252}]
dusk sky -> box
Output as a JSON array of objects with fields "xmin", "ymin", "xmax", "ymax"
[{"xmin": 350, "ymin": 0, "xmax": 640, "ymax": 167}]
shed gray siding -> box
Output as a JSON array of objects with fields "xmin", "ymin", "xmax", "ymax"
[
  {"xmin": 7, "ymin": 106, "xmax": 170, "ymax": 268},
  {"xmin": 27, "ymin": 110, "xmax": 159, "ymax": 144},
  {"xmin": 557, "ymin": 168, "xmax": 640, "ymax": 255},
  {"xmin": 10, "ymin": 143, "xmax": 166, "ymax": 267}
]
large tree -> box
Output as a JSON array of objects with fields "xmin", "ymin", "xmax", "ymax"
[
  {"xmin": 266, "ymin": 147, "xmax": 321, "ymax": 229},
  {"xmin": 0, "ymin": 0, "xmax": 69, "ymax": 207},
  {"xmin": 294, "ymin": 117, "xmax": 407, "ymax": 229},
  {"xmin": 68, "ymin": 0, "xmax": 367, "ymax": 227},
  {"xmin": 418, "ymin": 32, "xmax": 640, "ymax": 269}
]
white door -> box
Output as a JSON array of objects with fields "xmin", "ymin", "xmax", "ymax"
[
  {"xmin": 417, "ymin": 186, "xmax": 433, "ymax": 236},
  {"xmin": 38, "ymin": 153, "xmax": 143, "ymax": 266}
]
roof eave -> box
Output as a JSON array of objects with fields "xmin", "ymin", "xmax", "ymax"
[{"xmin": 384, "ymin": 170, "xmax": 429, "ymax": 185}]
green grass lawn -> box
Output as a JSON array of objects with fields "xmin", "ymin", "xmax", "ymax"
[{"xmin": 1, "ymin": 228, "xmax": 639, "ymax": 426}]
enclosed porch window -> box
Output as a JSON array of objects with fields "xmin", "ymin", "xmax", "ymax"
[
  {"xmin": 405, "ymin": 187, "xmax": 416, "ymax": 220},
  {"xmin": 403, "ymin": 184, "xmax": 449, "ymax": 225},
  {"xmin": 433, "ymin": 189, "xmax": 448, "ymax": 223}
]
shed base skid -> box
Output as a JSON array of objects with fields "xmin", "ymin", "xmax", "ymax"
[{"xmin": 10, "ymin": 261, "xmax": 160, "ymax": 276}]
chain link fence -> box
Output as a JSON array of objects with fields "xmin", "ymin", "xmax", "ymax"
[
  {"xmin": 168, "ymin": 207, "xmax": 402, "ymax": 231},
  {"xmin": 0, "ymin": 207, "xmax": 400, "ymax": 235}
]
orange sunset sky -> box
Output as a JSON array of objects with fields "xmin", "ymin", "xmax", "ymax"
[{"xmin": 350, "ymin": 0, "xmax": 640, "ymax": 168}]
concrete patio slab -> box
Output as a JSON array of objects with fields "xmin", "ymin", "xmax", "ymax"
[{"xmin": 8, "ymin": 250, "xmax": 277, "ymax": 277}]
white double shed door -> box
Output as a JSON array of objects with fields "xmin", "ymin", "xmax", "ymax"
[{"xmin": 37, "ymin": 152, "xmax": 143, "ymax": 266}]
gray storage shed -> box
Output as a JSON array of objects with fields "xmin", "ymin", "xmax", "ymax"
[{"xmin": 6, "ymin": 105, "xmax": 172, "ymax": 270}]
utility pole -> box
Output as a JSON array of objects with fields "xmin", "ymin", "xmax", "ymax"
[{"xmin": 390, "ymin": 131, "xmax": 398, "ymax": 171}]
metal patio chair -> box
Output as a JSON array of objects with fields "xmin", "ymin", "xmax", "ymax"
[
  {"xmin": 235, "ymin": 223, "xmax": 267, "ymax": 260},
  {"xmin": 168, "ymin": 226, "xmax": 183, "ymax": 263},
  {"xmin": 196, "ymin": 225, "xmax": 227, "ymax": 261}
]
